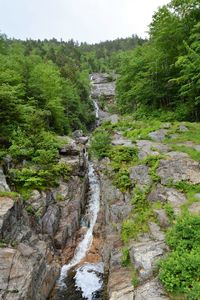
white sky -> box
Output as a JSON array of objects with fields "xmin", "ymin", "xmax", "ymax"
[{"xmin": 0, "ymin": 0, "xmax": 170, "ymax": 43}]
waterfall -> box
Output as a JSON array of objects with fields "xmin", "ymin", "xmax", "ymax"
[{"xmin": 57, "ymin": 162, "xmax": 102, "ymax": 298}]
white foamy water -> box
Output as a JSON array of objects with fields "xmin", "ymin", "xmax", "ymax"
[
  {"xmin": 93, "ymin": 100, "xmax": 99, "ymax": 119},
  {"xmin": 75, "ymin": 263, "xmax": 104, "ymax": 300},
  {"xmin": 58, "ymin": 162, "xmax": 101, "ymax": 288}
]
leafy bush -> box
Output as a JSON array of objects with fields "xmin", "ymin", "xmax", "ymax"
[
  {"xmin": 114, "ymin": 168, "xmax": 132, "ymax": 192},
  {"xmin": 159, "ymin": 250, "xmax": 200, "ymax": 297},
  {"xmin": 166, "ymin": 214, "xmax": 200, "ymax": 252},
  {"xmin": 9, "ymin": 162, "xmax": 71, "ymax": 190},
  {"xmin": 108, "ymin": 146, "xmax": 138, "ymax": 171},
  {"xmin": 121, "ymin": 247, "xmax": 130, "ymax": 267},
  {"xmin": 159, "ymin": 214, "xmax": 200, "ymax": 299},
  {"xmin": 90, "ymin": 130, "xmax": 111, "ymax": 158}
]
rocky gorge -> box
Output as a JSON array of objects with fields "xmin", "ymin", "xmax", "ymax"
[{"xmin": 1, "ymin": 73, "xmax": 200, "ymax": 300}]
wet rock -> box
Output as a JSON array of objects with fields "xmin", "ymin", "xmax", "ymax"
[
  {"xmin": 188, "ymin": 202, "xmax": 200, "ymax": 215},
  {"xmin": 134, "ymin": 279, "xmax": 169, "ymax": 300},
  {"xmin": 42, "ymin": 205, "xmax": 60, "ymax": 236},
  {"xmin": 0, "ymin": 166, "xmax": 10, "ymax": 192},
  {"xmin": 148, "ymin": 129, "xmax": 168, "ymax": 142},
  {"xmin": 129, "ymin": 165, "xmax": 152, "ymax": 186},
  {"xmin": 130, "ymin": 240, "xmax": 168, "ymax": 281},
  {"xmin": 157, "ymin": 154, "xmax": 200, "ymax": 185},
  {"xmin": 136, "ymin": 140, "xmax": 170, "ymax": 160}
]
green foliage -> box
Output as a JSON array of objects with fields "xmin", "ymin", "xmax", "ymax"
[
  {"xmin": 159, "ymin": 250, "xmax": 200, "ymax": 297},
  {"xmin": 159, "ymin": 213, "xmax": 200, "ymax": 298},
  {"xmin": 9, "ymin": 163, "xmax": 71, "ymax": 191},
  {"xmin": 108, "ymin": 146, "xmax": 138, "ymax": 171},
  {"xmin": 142, "ymin": 155, "xmax": 163, "ymax": 182},
  {"xmin": 121, "ymin": 247, "xmax": 131, "ymax": 267},
  {"xmin": 166, "ymin": 214, "xmax": 200, "ymax": 252},
  {"xmin": 164, "ymin": 203, "xmax": 175, "ymax": 222},
  {"xmin": 116, "ymin": 0, "xmax": 200, "ymax": 121},
  {"xmin": 114, "ymin": 168, "xmax": 132, "ymax": 192},
  {"xmin": 90, "ymin": 130, "xmax": 112, "ymax": 159},
  {"xmin": 0, "ymin": 191, "xmax": 19, "ymax": 200},
  {"xmin": 131, "ymin": 268, "xmax": 139, "ymax": 288},
  {"xmin": 121, "ymin": 186, "xmax": 155, "ymax": 242}
]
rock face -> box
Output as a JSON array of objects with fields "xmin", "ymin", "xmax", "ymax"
[
  {"xmin": 134, "ymin": 279, "xmax": 169, "ymax": 300},
  {"xmin": 136, "ymin": 140, "xmax": 170, "ymax": 160},
  {"xmin": 0, "ymin": 137, "xmax": 89, "ymax": 300},
  {"xmin": 129, "ymin": 165, "xmax": 152, "ymax": 186},
  {"xmin": 130, "ymin": 240, "xmax": 168, "ymax": 281},
  {"xmin": 148, "ymin": 129, "xmax": 168, "ymax": 142},
  {"xmin": 157, "ymin": 153, "xmax": 200, "ymax": 184}
]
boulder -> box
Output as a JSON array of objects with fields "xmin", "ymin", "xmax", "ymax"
[
  {"xmin": 148, "ymin": 130, "xmax": 168, "ymax": 142},
  {"xmin": 129, "ymin": 165, "xmax": 152, "ymax": 186},
  {"xmin": 148, "ymin": 184, "xmax": 187, "ymax": 214},
  {"xmin": 130, "ymin": 240, "xmax": 168, "ymax": 281},
  {"xmin": 153, "ymin": 209, "xmax": 170, "ymax": 228},
  {"xmin": 59, "ymin": 140, "xmax": 81, "ymax": 156},
  {"xmin": 112, "ymin": 133, "xmax": 133, "ymax": 147},
  {"xmin": 148, "ymin": 222, "xmax": 165, "ymax": 241},
  {"xmin": 134, "ymin": 279, "xmax": 169, "ymax": 300},
  {"xmin": 157, "ymin": 154, "xmax": 200, "ymax": 185},
  {"xmin": 136, "ymin": 140, "xmax": 170, "ymax": 160},
  {"xmin": 179, "ymin": 125, "xmax": 189, "ymax": 132}
]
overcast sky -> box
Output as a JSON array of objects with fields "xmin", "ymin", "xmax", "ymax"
[{"xmin": 0, "ymin": 0, "xmax": 170, "ymax": 43}]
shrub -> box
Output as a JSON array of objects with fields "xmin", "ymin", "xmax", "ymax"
[
  {"xmin": 121, "ymin": 247, "xmax": 130, "ymax": 267},
  {"xmin": 166, "ymin": 214, "xmax": 200, "ymax": 252},
  {"xmin": 108, "ymin": 146, "xmax": 138, "ymax": 171},
  {"xmin": 90, "ymin": 130, "xmax": 111, "ymax": 159},
  {"xmin": 159, "ymin": 214, "xmax": 200, "ymax": 299},
  {"xmin": 159, "ymin": 250, "xmax": 200, "ymax": 297},
  {"xmin": 114, "ymin": 168, "xmax": 132, "ymax": 192}
]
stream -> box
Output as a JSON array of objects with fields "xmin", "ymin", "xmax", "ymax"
[{"xmin": 56, "ymin": 82, "xmax": 104, "ymax": 299}]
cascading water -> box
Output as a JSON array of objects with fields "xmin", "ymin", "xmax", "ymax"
[
  {"xmin": 56, "ymin": 74, "xmax": 103, "ymax": 300},
  {"xmin": 57, "ymin": 162, "xmax": 103, "ymax": 299}
]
